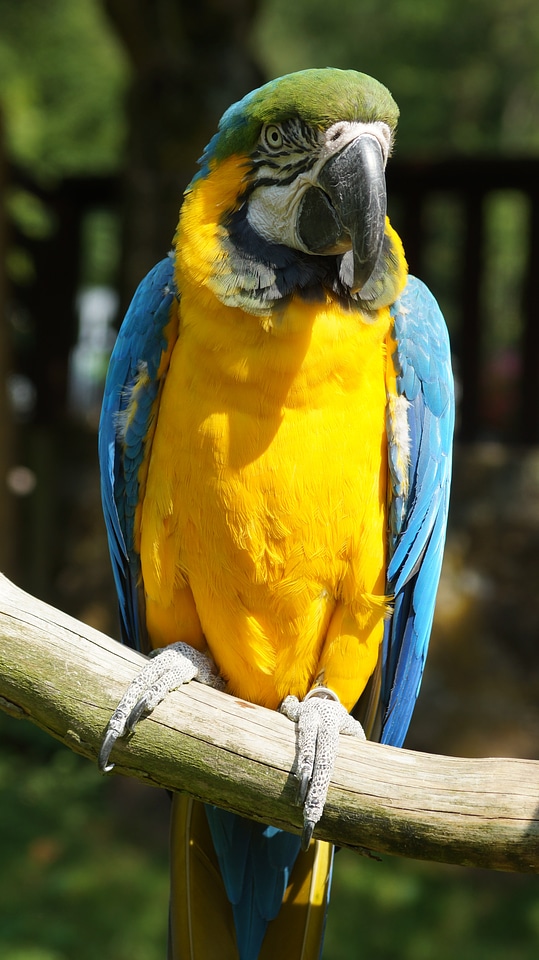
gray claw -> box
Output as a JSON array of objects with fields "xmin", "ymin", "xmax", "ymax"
[
  {"xmin": 301, "ymin": 819, "xmax": 315, "ymax": 851},
  {"xmin": 98, "ymin": 729, "xmax": 118, "ymax": 773},
  {"xmin": 98, "ymin": 642, "xmax": 223, "ymax": 776},
  {"xmin": 281, "ymin": 687, "xmax": 366, "ymax": 843},
  {"xmin": 297, "ymin": 766, "xmax": 311, "ymax": 805},
  {"xmin": 127, "ymin": 697, "xmax": 151, "ymax": 731}
]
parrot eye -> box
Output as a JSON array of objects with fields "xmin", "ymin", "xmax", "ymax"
[{"xmin": 261, "ymin": 124, "xmax": 284, "ymax": 150}]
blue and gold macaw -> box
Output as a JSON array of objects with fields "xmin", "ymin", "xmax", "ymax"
[{"xmin": 98, "ymin": 68, "xmax": 454, "ymax": 959}]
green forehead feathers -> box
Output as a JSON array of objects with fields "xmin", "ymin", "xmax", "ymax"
[{"xmin": 199, "ymin": 68, "xmax": 399, "ymax": 171}]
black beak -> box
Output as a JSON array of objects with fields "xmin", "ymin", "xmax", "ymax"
[{"xmin": 297, "ymin": 134, "xmax": 387, "ymax": 295}]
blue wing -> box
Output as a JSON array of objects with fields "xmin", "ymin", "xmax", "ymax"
[
  {"xmin": 380, "ymin": 275, "xmax": 454, "ymax": 747},
  {"xmin": 98, "ymin": 255, "xmax": 178, "ymax": 651}
]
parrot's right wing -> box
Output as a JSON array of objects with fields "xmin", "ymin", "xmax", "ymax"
[{"xmin": 98, "ymin": 255, "xmax": 178, "ymax": 651}]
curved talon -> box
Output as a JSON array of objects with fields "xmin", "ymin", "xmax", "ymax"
[
  {"xmin": 98, "ymin": 643, "xmax": 223, "ymax": 777},
  {"xmin": 281, "ymin": 689, "xmax": 366, "ymax": 841},
  {"xmin": 127, "ymin": 697, "xmax": 151, "ymax": 731},
  {"xmin": 98, "ymin": 730, "xmax": 118, "ymax": 773},
  {"xmin": 297, "ymin": 767, "xmax": 311, "ymax": 805},
  {"xmin": 301, "ymin": 819, "xmax": 315, "ymax": 852}
]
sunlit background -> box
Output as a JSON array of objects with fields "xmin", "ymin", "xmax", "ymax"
[{"xmin": 0, "ymin": 1, "xmax": 537, "ymax": 958}]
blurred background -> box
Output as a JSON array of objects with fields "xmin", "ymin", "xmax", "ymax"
[{"xmin": 0, "ymin": 1, "xmax": 538, "ymax": 957}]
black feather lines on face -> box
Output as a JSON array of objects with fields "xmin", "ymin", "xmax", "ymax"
[
  {"xmin": 252, "ymin": 117, "xmax": 320, "ymax": 169},
  {"xmin": 220, "ymin": 116, "xmax": 382, "ymax": 311}
]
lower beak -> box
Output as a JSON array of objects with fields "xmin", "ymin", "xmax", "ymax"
[{"xmin": 297, "ymin": 134, "xmax": 387, "ymax": 295}]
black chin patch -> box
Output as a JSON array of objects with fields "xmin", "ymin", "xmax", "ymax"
[
  {"xmin": 297, "ymin": 187, "xmax": 345, "ymax": 254},
  {"xmin": 223, "ymin": 203, "xmax": 382, "ymax": 307}
]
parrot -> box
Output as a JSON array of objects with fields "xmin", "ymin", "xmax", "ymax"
[{"xmin": 98, "ymin": 67, "xmax": 454, "ymax": 960}]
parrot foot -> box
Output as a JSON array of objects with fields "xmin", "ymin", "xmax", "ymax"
[
  {"xmin": 99, "ymin": 642, "xmax": 224, "ymax": 773},
  {"xmin": 280, "ymin": 688, "xmax": 365, "ymax": 850}
]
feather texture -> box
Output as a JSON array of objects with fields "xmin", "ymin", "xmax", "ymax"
[
  {"xmin": 381, "ymin": 276, "xmax": 454, "ymax": 746},
  {"xmin": 99, "ymin": 255, "xmax": 178, "ymax": 650}
]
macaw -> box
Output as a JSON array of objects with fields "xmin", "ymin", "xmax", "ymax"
[{"xmin": 98, "ymin": 68, "xmax": 454, "ymax": 960}]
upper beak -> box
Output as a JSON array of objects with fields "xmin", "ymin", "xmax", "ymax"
[{"xmin": 296, "ymin": 134, "xmax": 387, "ymax": 295}]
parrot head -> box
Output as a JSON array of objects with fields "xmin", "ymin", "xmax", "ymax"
[{"xmin": 179, "ymin": 68, "xmax": 406, "ymax": 313}]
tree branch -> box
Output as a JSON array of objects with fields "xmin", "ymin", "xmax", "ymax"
[{"xmin": 0, "ymin": 572, "xmax": 537, "ymax": 874}]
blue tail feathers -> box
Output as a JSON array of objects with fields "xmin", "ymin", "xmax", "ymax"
[{"xmin": 205, "ymin": 806, "xmax": 303, "ymax": 960}]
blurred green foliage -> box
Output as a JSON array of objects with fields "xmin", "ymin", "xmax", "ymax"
[
  {"xmin": 482, "ymin": 191, "xmax": 529, "ymax": 351},
  {"xmin": 0, "ymin": 714, "xmax": 169, "ymax": 960},
  {"xmin": 2, "ymin": 0, "xmax": 539, "ymax": 179},
  {"xmin": 79, "ymin": 208, "xmax": 122, "ymax": 287},
  {"xmin": 326, "ymin": 848, "xmax": 539, "ymax": 960},
  {"xmin": 256, "ymin": 0, "xmax": 539, "ymax": 155},
  {"xmin": 0, "ymin": 0, "xmax": 127, "ymax": 287},
  {"xmin": 0, "ymin": 0, "xmax": 128, "ymax": 179}
]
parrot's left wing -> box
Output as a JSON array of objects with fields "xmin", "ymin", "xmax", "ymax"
[
  {"xmin": 380, "ymin": 275, "xmax": 454, "ymax": 747},
  {"xmin": 98, "ymin": 255, "xmax": 178, "ymax": 651}
]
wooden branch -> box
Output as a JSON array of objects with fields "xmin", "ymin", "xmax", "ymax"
[{"xmin": 0, "ymin": 572, "xmax": 537, "ymax": 874}]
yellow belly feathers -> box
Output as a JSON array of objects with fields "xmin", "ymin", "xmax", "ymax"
[{"xmin": 138, "ymin": 162, "xmax": 392, "ymax": 713}]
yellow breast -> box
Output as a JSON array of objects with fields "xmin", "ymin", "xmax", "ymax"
[{"xmin": 139, "ymin": 167, "xmax": 393, "ymax": 711}]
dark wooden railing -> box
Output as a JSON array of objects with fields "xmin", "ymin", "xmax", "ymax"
[{"xmin": 388, "ymin": 157, "xmax": 539, "ymax": 443}]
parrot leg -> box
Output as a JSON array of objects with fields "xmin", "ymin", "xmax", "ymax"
[
  {"xmin": 99, "ymin": 642, "xmax": 224, "ymax": 773},
  {"xmin": 280, "ymin": 688, "xmax": 365, "ymax": 850}
]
